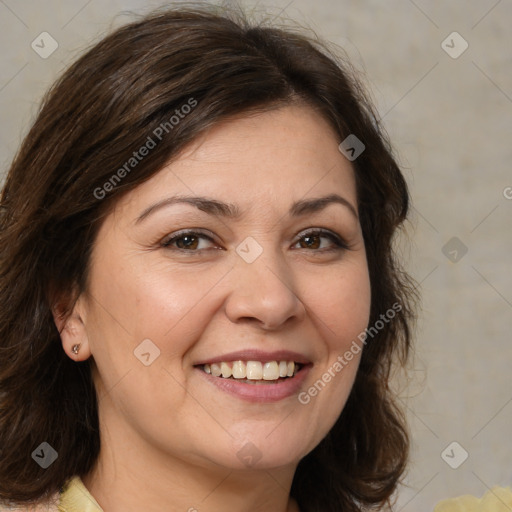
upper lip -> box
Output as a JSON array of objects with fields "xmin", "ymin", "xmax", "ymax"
[{"xmin": 194, "ymin": 349, "xmax": 312, "ymax": 366}]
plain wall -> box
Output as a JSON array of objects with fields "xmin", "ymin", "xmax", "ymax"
[{"xmin": 1, "ymin": 1, "xmax": 511, "ymax": 510}]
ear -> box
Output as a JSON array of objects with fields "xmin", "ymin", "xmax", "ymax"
[{"xmin": 52, "ymin": 295, "xmax": 91, "ymax": 362}]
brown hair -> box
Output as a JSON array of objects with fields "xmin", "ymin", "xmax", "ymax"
[{"xmin": 0, "ymin": 4, "xmax": 419, "ymax": 510}]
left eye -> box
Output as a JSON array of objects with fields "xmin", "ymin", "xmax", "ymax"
[
  {"xmin": 292, "ymin": 230, "xmax": 347, "ymax": 251},
  {"xmin": 161, "ymin": 229, "xmax": 347, "ymax": 252}
]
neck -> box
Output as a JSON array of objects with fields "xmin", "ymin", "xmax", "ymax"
[{"xmin": 81, "ymin": 423, "xmax": 300, "ymax": 512}]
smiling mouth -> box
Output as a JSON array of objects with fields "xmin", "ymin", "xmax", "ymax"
[{"xmin": 195, "ymin": 360, "xmax": 302, "ymax": 383}]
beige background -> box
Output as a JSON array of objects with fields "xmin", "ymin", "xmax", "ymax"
[{"xmin": 1, "ymin": 0, "xmax": 511, "ymax": 510}]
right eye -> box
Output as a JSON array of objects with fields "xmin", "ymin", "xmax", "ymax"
[{"xmin": 161, "ymin": 230, "xmax": 220, "ymax": 252}]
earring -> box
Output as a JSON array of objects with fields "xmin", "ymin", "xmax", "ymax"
[{"xmin": 71, "ymin": 344, "xmax": 81, "ymax": 355}]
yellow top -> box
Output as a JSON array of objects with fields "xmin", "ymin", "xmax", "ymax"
[
  {"xmin": 57, "ymin": 476, "xmax": 103, "ymax": 512},
  {"xmin": 4, "ymin": 481, "xmax": 512, "ymax": 511},
  {"xmin": 55, "ymin": 483, "xmax": 512, "ymax": 511},
  {"xmin": 58, "ymin": 483, "xmax": 512, "ymax": 512},
  {"xmin": 0, "ymin": 477, "xmax": 102, "ymax": 512},
  {"xmin": 433, "ymin": 486, "xmax": 512, "ymax": 512}
]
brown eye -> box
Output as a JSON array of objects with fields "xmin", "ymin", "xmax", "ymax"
[
  {"xmin": 174, "ymin": 234, "xmax": 199, "ymax": 250},
  {"xmin": 299, "ymin": 234, "xmax": 321, "ymax": 249},
  {"xmin": 162, "ymin": 231, "xmax": 217, "ymax": 251},
  {"xmin": 294, "ymin": 230, "xmax": 347, "ymax": 251}
]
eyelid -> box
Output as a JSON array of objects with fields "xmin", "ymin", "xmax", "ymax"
[
  {"xmin": 292, "ymin": 228, "xmax": 350, "ymax": 250},
  {"xmin": 161, "ymin": 227, "xmax": 349, "ymax": 252},
  {"xmin": 161, "ymin": 228, "xmax": 219, "ymax": 247}
]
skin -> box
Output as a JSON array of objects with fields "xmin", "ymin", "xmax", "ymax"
[{"xmin": 55, "ymin": 104, "xmax": 371, "ymax": 512}]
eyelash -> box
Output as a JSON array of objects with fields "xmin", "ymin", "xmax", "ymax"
[{"xmin": 161, "ymin": 228, "xmax": 349, "ymax": 253}]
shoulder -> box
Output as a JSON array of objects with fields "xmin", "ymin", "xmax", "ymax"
[
  {"xmin": 0, "ymin": 495, "xmax": 60, "ymax": 512},
  {"xmin": 434, "ymin": 486, "xmax": 512, "ymax": 512},
  {"xmin": 0, "ymin": 477, "xmax": 104, "ymax": 512},
  {"xmin": 57, "ymin": 476, "xmax": 102, "ymax": 512},
  {"xmin": 0, "ymin": 480, "xmax": 86, "ymax": 512}
]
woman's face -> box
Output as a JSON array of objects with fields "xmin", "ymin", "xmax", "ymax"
[{"xmin": 69, "ymin": 104, "xmax": 371, "ymax": 472}]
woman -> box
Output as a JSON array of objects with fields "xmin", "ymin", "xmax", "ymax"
[{"xmin": 0, "ymin": 4, "xmax": 419, "ymax": 511}]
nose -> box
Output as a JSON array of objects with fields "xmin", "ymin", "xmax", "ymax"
[{"xmin": 224, "ymin": 250, "xmax": 306, "ymax": 331}]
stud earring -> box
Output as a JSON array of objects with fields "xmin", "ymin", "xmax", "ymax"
[{"xmin": 71, "ymin": 343, "xmax": 81, "ymax": 355}]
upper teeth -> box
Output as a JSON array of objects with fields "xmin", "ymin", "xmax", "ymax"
[{"xmin": 203, "ymin": 360, "xmax": 298, "ymax": 380}]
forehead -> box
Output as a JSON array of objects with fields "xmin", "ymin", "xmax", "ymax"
[{"xmin": 115, "ymin": 104, "xmax": 357, "ymax": 220}]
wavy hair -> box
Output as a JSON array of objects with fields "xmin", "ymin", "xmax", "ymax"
[{"xmin": 0, "ymin": 4, "xmax": 419, "ymax": 510}]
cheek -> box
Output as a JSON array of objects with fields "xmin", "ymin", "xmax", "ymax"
[
  {"xmin": 127, "ymin": 265, "xmax": 232, "ymax": 345},
  {"xmin": 304, "ymin": 262, "xmax": 372, "ymax": 348},
  {"xmin": 292, "ymin": 264, "xmax": 370, "ymax": 453},
  {"xmin": 89, "ymin": 253, "xmax": 229, "ymax": 339}
]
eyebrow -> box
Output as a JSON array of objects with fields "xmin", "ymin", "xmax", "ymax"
[{"xmin": 135, "ymin": 193, "xmax": 358, "ymax": 224}]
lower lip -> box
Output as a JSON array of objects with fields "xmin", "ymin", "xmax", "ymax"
[{"xmin": 196, "ymin": 365, "xmax": 312, "ymax": 403}]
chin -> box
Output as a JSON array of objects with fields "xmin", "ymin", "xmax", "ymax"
[{"xmin": 211, "ymin": 431, "xmax": 311, "ymax": 471}]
